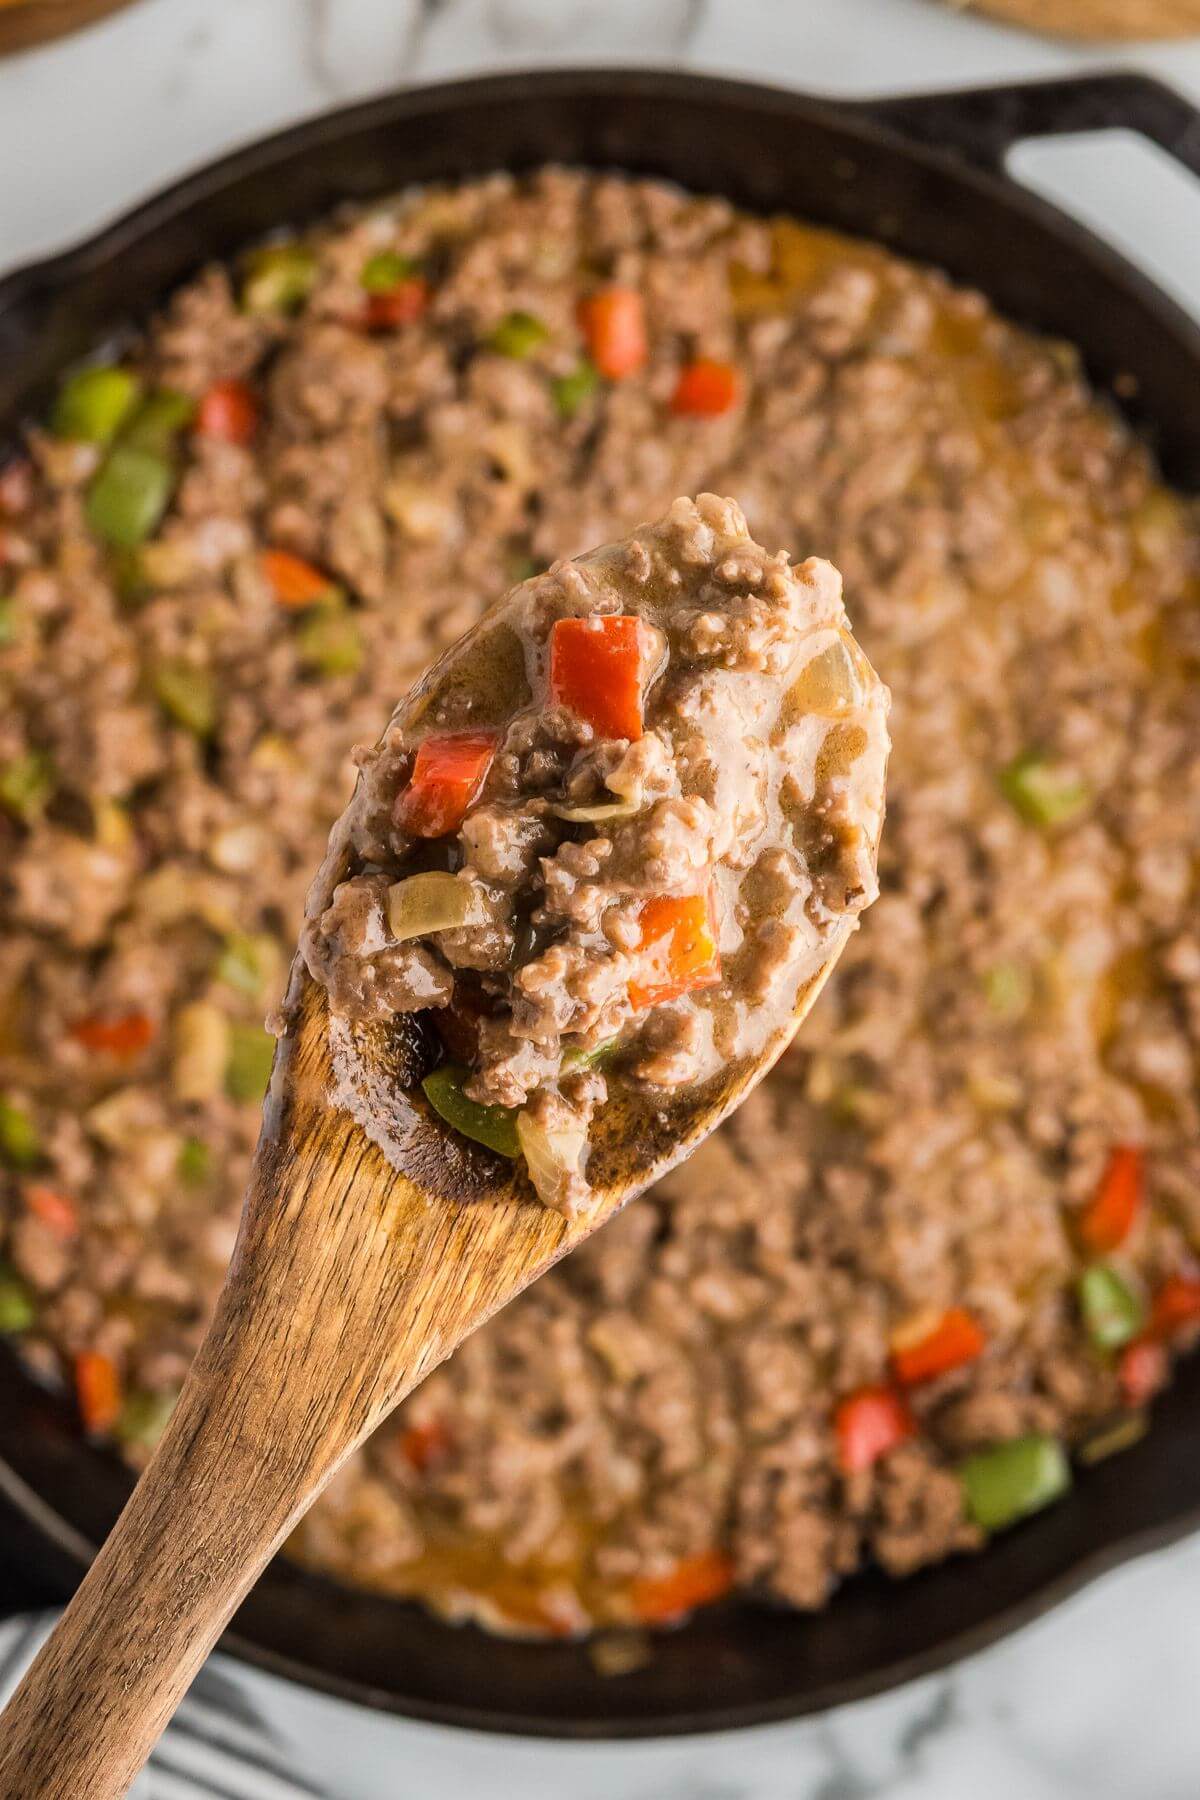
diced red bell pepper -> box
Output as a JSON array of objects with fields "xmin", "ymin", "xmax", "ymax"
[
  {"xmin": 1117, "ymin": 1337, "xmax": 1168, "ymax": 1408},
  {"xmin": 835, "ymin": 1385, "xmax": 917, "ymax": 1474},
  {"xmin": 890, "ymin": 1307, "xmax": 986, "ymax": 1387},
  {"xmin": 1077, "ymin": 1146, "xmax": 1143, "ymax": 1255},
  {"xmin": 395, "ymin": 731, "xmax": 498, "ymax": 839},
  {"xmin": 629, "ymin": 893, "xmax": 721, "ymax": 1011},
  {"xmin": 75, "ymin": 1350, "xmax": 121, "ymax": 1435},
  {"xmin": 196, "ymin": 378, "xmax": 258, "ymax": 446},
  {"xmin": 399, "ymin": 1418, "xmax": 452, "ymax": 1473},
  {"xmin": 24, "ymin": 1184, "xmax": 79, "ymax": 1240},
  {"xmin": 630, "ymin": 1549, "xmax": 734, "ymax": 1623},
  {"xmin": 1149, "ymin": 1272, "xmax": 1200, "ymax": 1339},
  {"xmin": 549, "ymin": 614, "xmax": 647, "ymax": 742},
  {"xmin": 69, "ymin": 1011, "xmax": 156, "ymax": 1058},
  {"xmin": 577, "ymin": 288, "xmax": 647, "ymax": 379},
  {"xmin": 363, "ymin": 276, "xmax": 429, "ymax": 332},
  {"xmin": 260, "ymin": 548, "xmax": 339, "ymax": 609},
  {"xmin": 670, "ymin": 359, "xmax": 741, "ymax": 417}
]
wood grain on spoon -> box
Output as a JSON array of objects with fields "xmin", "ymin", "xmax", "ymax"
[{"xmin": 0, "ymin": 503, "xmax": 888, "ymax": 1797}]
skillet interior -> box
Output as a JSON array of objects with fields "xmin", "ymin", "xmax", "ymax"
[{"xmin": 1, "ymin": 67, "xmax": 1199, "ymax": 1736}]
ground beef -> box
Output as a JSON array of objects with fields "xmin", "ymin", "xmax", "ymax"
[
  {"xmin": 298, "ymin": 495, "xmax": 885, "ymax": 1217},
  {"xmin": 304, "ymin": 875, "xmax": 456, "ymax": 1020},
  {"xmin": 301, "ymin": 495, "xmax": 885, "ymax": 1212},
  {"xmin": 2, "ymin": 169, "xmax": 1198, "ymax": 1639}
]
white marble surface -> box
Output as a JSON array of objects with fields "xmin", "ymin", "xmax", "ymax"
[{"xmin": 3, "ymin": 3, "xmax": 1200, "ymax": 1796}]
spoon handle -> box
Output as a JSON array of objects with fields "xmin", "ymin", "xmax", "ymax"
[
  {"xmin": 0, "ymin": 1116, "xmax": 396, "ymax": 1798},
  {"xmin": 0, "ymin": 1098, "xmax": 404, "ymax": 1796},
  {"xmin": 0, "ymin": 1294, "xmax": 331, "ymax": 1798},
  {"xmin": 0, "ymin": 993, "xmax": 572, "ymax": 1798}
]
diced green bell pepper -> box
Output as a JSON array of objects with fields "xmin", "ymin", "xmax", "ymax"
[
  {"xmin": 562, "ymin": 1037, "xmax": 619, "ymax": 1074},
  {"xmin": 0, "ymin": 597, "xmax": 18, "ymax": 646},
  {"xmin": 225, "ymin": 1023, "xmax": 277, "ymax": 1103},
  {"xmin": 959, "ymin": 1433, "xmax": 1071, "ymax": 1532},
  {"xmin": 489, "ymin": 311, "xmax": 550, "ymax": 359},
  {"xmin": 0, "ymin": 1264, "xmax": 35, "ymax": 1334},
  {"xmin": 151, "ymin": 661, "xmax": 217, "ymax": 737},
  {"xmin": 215, "ymin": 931, "xmax": 278, "ymax": 999},
  {"xmin": 361, "ymin": 251, "xmax": 417, "ymax": 294},
  {"xmin": 422, "ymin": 1063, "xmax": 519, "ymax": 1158},
  {"xmin": 999, "ymin": 751, "xmax": 1089, "ymax": 828},
  {"xmin": 52, "ymin": 365, "xmax": 141, "ymax": 445},
  {"xmin": 115, "ymin": 1387, "xmax": 179, "ymax": 1450},
  {"xmin": 1077, "ymin": 1412, "xmax": 1148, "ymax": 1466},
  {"xmin": 0, "ymin": 750, "xmax": 54, "ymax": 821},
  {"xmin": 110, "ymin": 548, "xmax": 153, "ymax": 604},
  {"xmin": 177, "ymin": 1136, "xmax": 212, "ymax": 1185},
  {"xmin": 242, "ymin": 242, "xmax": 319, "ymax": 314},
  {"xmin": 296, "ymin": 605, "xmax": 364, "ymax": 677},
  {"xmin": 83, "ymin": 389, "xmax": 194, "ymax": 549},
  {"xmin": 551, "ymin": 360, "xmax": 599, "ymax": 419},
  {"xmin": 1078, "ymin": 1263, "xmax": 1145, "ymax": 1351},
  {"xmin": 86, "ymin": 446, "xmax": 174, "ymax": 548},
  {"xmin": 0, "ymin": 1100, "xmax": 40, "ymax": 1169},
  {"xmin": 983, "ymin": 960, "xmax": 1032, "ymax": 1020},
  {"xmin": 121, "ymin": 390, "xmax": 197, "ymax": 456}
]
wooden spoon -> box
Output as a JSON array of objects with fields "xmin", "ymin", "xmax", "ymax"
[
  {"xmin": 0, "ymin": 560, "xmax": 885, "ymax": 1799},
  {"xmin": 943, "ymin": 0, "xmax": 1200, "ymax": 39},
  {"xmin": 0, "ymin": 0, "xmax": 145, "ymax": 59}
]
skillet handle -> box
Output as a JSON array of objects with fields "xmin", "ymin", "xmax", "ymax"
[{"xmin": 850, "ymin": 71, "xmax": 1200, "ymax": 181}]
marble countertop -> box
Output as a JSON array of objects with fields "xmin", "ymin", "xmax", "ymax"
[{"xmin": 3, "ymin": 4, "xmax": 1200, "ymax": 1796}]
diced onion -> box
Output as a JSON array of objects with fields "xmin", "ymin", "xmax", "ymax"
[
  {"xmin": 171, "ymin": 1002, "xmax": 232, "ymax": 1103},
  {"xmin": 387, "ymin": 871, "xmax": 485, "ymax": 942},
  {"xmin": 136, "ymin": 865, "xmax": 219, "ymax": 927},
  {"xmin": 1077, "ymin": 1412, "xmax": 1148, "ymax": 1466},
  {"xmin": 481, "ymin": 421, "xmax": 535, "ymax": 488},
  {"xmin": 787, "ymin": 633, "xmax": 870, "ymax": 717},
  {"xmin": 86, "ymin": 1088, "xmax": 156, "ymax": 1151},
  {"xmin": 516, "ymin": 1109, "xmax": 588, "ymax": 1215},
  {"xmin": 136, "ymin": 539, "xmax": 198, "ymax": 590},
  {"xmin": 554, "ymin": 737, "xmax": 667, "ymax": 823},
  {"xmin": 384, "ymin": 479, "xmax": 457, "ymax": 544},
  {"xmin": 92, "ymin": 800, "xmax": 134, "ymax": 852},
  {"xmin": 210, "ymin": 822, "xmax": 268, "ymax": 875},
  {"xmin": 551, "ymin": 798, "xmax": 639, "ymax": 824}
]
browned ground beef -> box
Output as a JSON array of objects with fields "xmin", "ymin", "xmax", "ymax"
[
  {"xmin": 1, "ymin": 169, "xmax": 1198, "ymax": 1638},
  {"xmin": 301, "ymin": 494, "xmax": 888, "ymax": 1213}
]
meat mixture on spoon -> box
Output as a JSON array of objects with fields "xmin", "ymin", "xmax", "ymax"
[{"xmin": 302, "ymin": 494, "xmax": 890, "ymax": 1213}]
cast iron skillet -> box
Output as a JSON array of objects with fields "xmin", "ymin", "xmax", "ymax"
[{"xmin": 1, "ymin": 67, "xmax": 1199, "ymax": 1738}]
